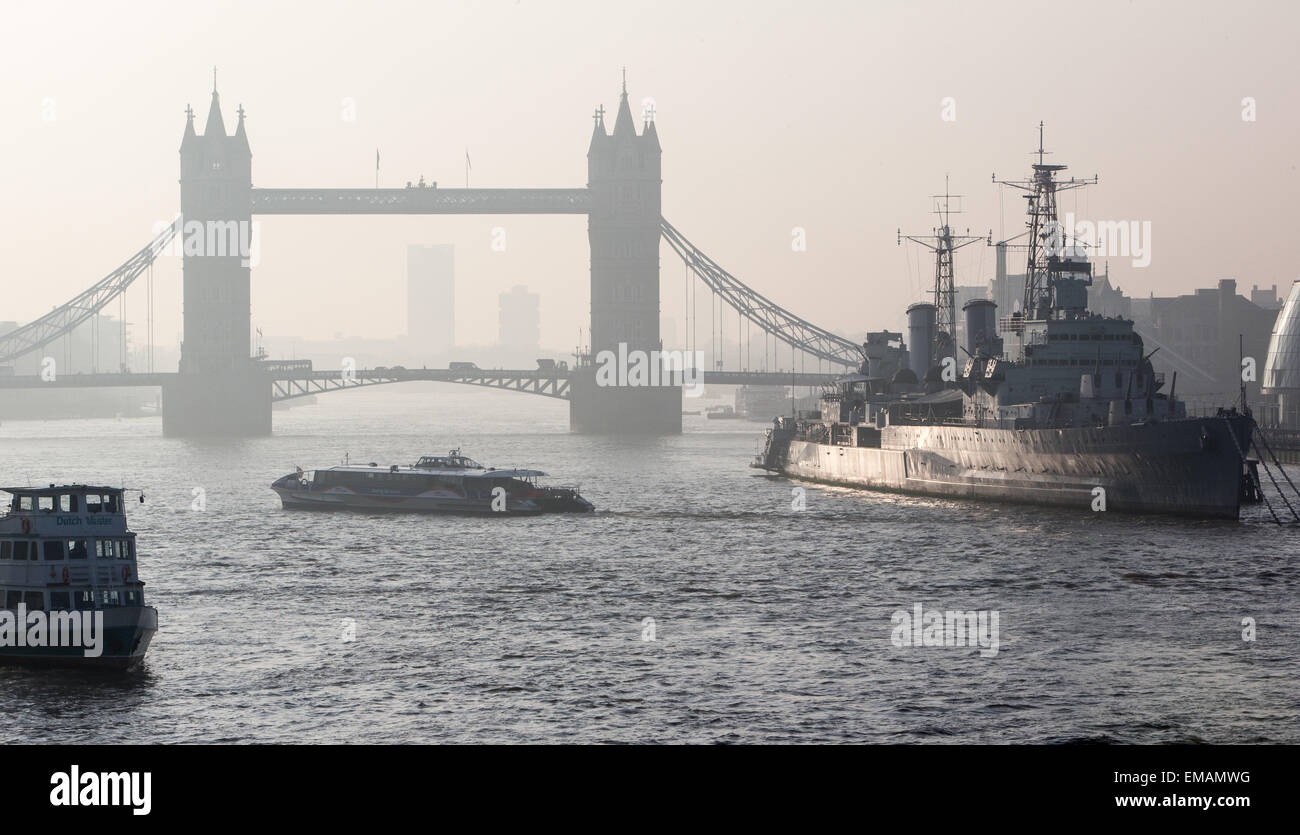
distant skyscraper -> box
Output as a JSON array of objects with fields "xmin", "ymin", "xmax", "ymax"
[
  {"xmin": 499, "ymin": 285, "xmax": 540, "ymax": 353},
  {"xmin": 407, "ymin": 245, "xmax": 454, "ymax": 354}
]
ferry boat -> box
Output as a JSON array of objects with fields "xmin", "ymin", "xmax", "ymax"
[
  {"xmin": 271, "ymin": 450, "xmax": 595, "ymax": 514},
  {"xmin": 0, "ymin": 485, "xmax": 158, "ymax": 669}
]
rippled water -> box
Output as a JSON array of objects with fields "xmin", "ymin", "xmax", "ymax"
[{"xmin": 2, "ymin": 384, "xmax": 1298, "ymax": 743}]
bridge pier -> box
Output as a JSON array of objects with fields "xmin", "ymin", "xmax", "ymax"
[
  {"xmin": 568, "ymin": 368, "xmax": 681, "ymax": 434},
  {"xmin": 162, "ymin": 372, "xmax": 271, "ymax": 437}
]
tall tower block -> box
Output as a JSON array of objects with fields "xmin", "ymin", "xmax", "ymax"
[
  {"xmin": 163, "ymin": 81, "xmax": 270, "ymax": 435},
  {"xmin": 570, "ymin": 81, "xmax": 681, "ymax": 433}
]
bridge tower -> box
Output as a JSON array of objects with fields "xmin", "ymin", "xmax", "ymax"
[
  {"xmin": 163, "ymin": 81, "xmax": 270, "ymax": 435},
  {"xmin": 571, "ymin": 82, "xmax": 681, "ymax": 433}
]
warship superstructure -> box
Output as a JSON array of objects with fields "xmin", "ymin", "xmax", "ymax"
[{"xmin": 755, "ymin": 133, "xmax": 1255, "ymax": 518}]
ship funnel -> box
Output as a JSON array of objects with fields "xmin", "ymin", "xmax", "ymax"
[
  {"xmin": 962, "ymin": 298, "xmax": 998, "ymax": 357},
  {"xmin": 906, "ymin": 302, "xmax": 937, "ymax": 378}
]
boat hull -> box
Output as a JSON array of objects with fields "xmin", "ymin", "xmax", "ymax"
[
  {"xmin": 0, "ymin": 606, "xmax": 158, "ymax": 671},
  {"xmin": 271, "ymin": 486, "xmax": 593, "ymax": 515},
  {"xmin": 758, "ymin": 416, "xmax": 1251, "ymax": 519}
]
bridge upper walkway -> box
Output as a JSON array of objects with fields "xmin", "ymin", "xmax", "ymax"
[{"xmin": 250, "ymin": 187, "xmax": 592, "ymax": 215}]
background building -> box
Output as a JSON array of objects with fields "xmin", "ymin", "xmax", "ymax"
[
  {"xmin": 498, "ymin": 285, "xmax": 540, "ymax": 359},
  {"xmin": 1262, "ymin": 279, "xmax": 1300, "ymax": 428},
  {"xmin": 0, "ymin": 315, "xmax": 155, "ymax": 418},
  {"xmin": 407, "ymin": 244, "xmax": 455, "ymax": 359},
  {"xmin": 1128, "ymin": 279, "xmax": 1281, "ymax": 411}
]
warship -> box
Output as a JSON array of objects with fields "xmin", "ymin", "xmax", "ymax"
[{"xmin": 754, "ymin": 132, "xmax": 1256, "ymax": 519}]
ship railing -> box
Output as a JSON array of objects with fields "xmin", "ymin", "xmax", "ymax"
[
  {"xmin": 830, "ymin": 424, "xmax": 855, "ymax": 446},
  {"xmin": 539, "ymin": 485, "xmax": 583, "ymax": 498},
  {"xmin": 999, "ymin": 315, "xmax": 1025, "ymax": 336},
  {"xmin": 793, "ymin": 423, "xmax": 830, "ymax": 444}
]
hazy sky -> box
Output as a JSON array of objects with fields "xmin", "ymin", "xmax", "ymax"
[{"xmin": 3, "ymin": 0, "xmax": 1298, "ymax": 360}]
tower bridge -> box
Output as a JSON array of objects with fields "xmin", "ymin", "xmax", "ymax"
[{"xmin": 0, "ymin": 76, "xmax": 863, "ymax": 436}]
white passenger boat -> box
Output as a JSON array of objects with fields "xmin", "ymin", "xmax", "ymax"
[
  {"xmin": 0, "ymin": 485, "xmax": 158, "ymax": 670},
  {"xmin": 271, "ymin": 449, "xmax": 595, "ymax": 514}
]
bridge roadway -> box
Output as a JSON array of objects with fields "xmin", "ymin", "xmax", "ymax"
[{"xmin": 0, "ymin": 368, "xmax": 840, "ymax": 402}]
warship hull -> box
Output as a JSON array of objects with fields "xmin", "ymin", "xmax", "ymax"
[{"xmin": 757, "ymin": 415, "xmax": 1252, "ymax": 519}]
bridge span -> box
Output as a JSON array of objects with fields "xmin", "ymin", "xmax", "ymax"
[{"xmin": 0, "ymin": 368, "xmax": 839, "ymax": 404}]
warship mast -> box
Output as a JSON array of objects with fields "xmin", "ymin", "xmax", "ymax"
[
  {"xmin": 993, "ymin": 122, "xmax": 1097, "ymax": 329},
  {"xmin": 898, "ymin": 177, "xmax": 990, "ymax": 364}
]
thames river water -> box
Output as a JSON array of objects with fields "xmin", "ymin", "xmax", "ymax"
[{"xmin": 2, "ymin": 384, "xmax": 1298, "ymax": 743}]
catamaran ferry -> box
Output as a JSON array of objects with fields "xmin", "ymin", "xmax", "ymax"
[
  {"xmin": 271, "ymin": 450, "xmax": 595, "ymax": 514},
  {"xmin": 0, "ymin": 485, "xmax": 158, "ymax": 669}
]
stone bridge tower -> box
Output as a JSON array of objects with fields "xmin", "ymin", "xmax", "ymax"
[
  {"xmin": 571, "ymin": 82, "xmax": 681, "ymax": 433},
  {"xmin": 163, "ymin": 81, "xmax": 270, "ymax": 435}
]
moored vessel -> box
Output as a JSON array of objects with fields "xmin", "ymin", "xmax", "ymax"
[
  {"xmin": 0, "ymin": 485, "xmax": 158, "ymax": 669},
  {"xmin": 272, "ymin": 449, "xmax": 595, "ymax": 514},
  {"xmin": 754, "ymin": 132, "xmax": 1257, "ymax": 519}
]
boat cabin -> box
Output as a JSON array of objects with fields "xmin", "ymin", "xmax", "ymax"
[{"xmin": 0, "ymin": 486, "xmax": 145, "ymax": 613}]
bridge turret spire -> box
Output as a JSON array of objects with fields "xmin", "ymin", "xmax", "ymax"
[
  {"xmin": 612, "ymin": 83, "xmax": 636, "ymax": 138},
  {"xmin": 204, "ymin": 83, "xmax": 225, "ymax": 137},
  {"xmin": 232, "ymin": 103, "xmax": 250, "ymax": 153},
  {"xmin": 588, "ymin": 103, "xmax": 607, "ymax": 153},
  {"xmin": 643, "ymin": 111, "xmax": 661, "ymax": 152},
  {"xmin": 181, "ymin": 104, "xmax": 197, "ymax": 150}
]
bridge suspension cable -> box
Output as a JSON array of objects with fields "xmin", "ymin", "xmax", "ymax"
[
  {"xmin": 660, "ymin": 218, "xmax": 863, "ymax": 369},
  {"xmin": 0, "ymin": 217, "xmax": 180, "ymax": 366}
]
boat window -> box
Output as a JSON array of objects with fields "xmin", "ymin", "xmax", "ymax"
[
  {"xmin": 38, "ymin": 496, "xmax": 54, "ymax": 512},
  {"xmin": 95, "ymin": 540, "xmax": 116, "ymax": 559},
  {"xmin": 68, "ymin": 539, "xmax": 88, "ymax": 560},
  {"xmin": 122, "ymin": 539, "xmax": 134, "ymax": 560},
  {"xmin": 5, "ymin": 590, "xmax": 20, "ymax": 609},
  {"xmin": 12, "ymin": 541, "xmax": 29, "ymax": 560},
  {"xmin": 44, "ymin": 540, "xmax": 64, "ymax": 560},
  {"xmin": 24, "ymin": 591, "xmax": 43, "ymax": 610},
  {"xmin": 17, "ymin": 496, "xmax": 32, "ymax": 511},
  {"xmin": 99, "ymin": 589, "xmax": 122, "ymax": 608},
  {"xmin": 74, "ymin": 590, "xmax": 95, "ymax": 611},
  {"xmin": 86, "ymin": 494, "xmax": 102, "ymax": 513},
  {"xmin": 60, "ymin": 494, "xmax": 78, "ymax": 512},
  {"xmin": 104, "ymin": 494, "xmax": 119, "ymax": 514},
  {"xmin": 0, "ymin": 541, "xmax": 9, "ymax": 559},
  {"xmin": 49, "ymin": 591, "xmax": 70, "ymax": 610},
  {"xmin": 124, "ymin": 589, "xmax": 141, "ymax": 606}
]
